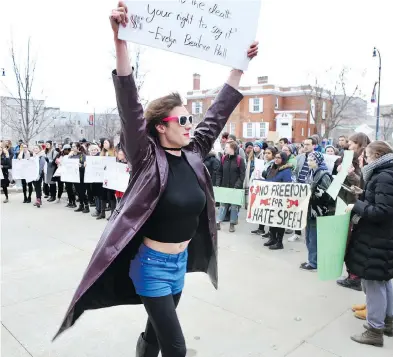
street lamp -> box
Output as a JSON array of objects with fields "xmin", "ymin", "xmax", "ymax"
[{"xmin": 372, "ymin": 47, "xmax": 381, "ymax": 140}]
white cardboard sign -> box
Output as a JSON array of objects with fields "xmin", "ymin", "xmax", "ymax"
[
  {"xmin": 11, "ymin": 158, "xmax": 39, "ymax": 183},
  {"xmin": 102, "ymin": 162, "xmax": 131, "ymax": 193},
  {"xmin": 118, "ymin": 0, "xmax": 261, "ymax": 70},
  {"xmin": 60, "ymin": 158, "xmax": 80, "ymax": 183},
  {"xmin": 84, "ymin": 156, "xmax": 117, "ymax": 183},
  {"xmin": 246, "ymin": 181, "xmax": 312, "ymax": 230}
]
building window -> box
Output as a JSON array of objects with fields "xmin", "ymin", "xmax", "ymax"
[
  {"xmin": 246, "ymin": 123, "xmax": 253, "ymax": 138},
  {"xmin": 192, "ymin": 101, "xmax": 203, "ymax": 114},
  {"xmin": 78, "ymin": 120, "xmax": 80, "ymax": 125},
  {"xmin": 81, "ymin": 129, "xmax": 83, "ymax": 134},
  {"xmin": 275, "ymin": 97, "xmax": 279, "ymax": 109},
  {"xmin": 322, "ymin": 101, "xmax": 326, "ymax": 120},
  {"xmin": 301, "ymin": 128, "xmax": 304, "ymax": 136},
  {"xmin": 259, "ymin": 122, "xmax": 268, "ymax": 138},
  {"xmin": 229, "ymin": 122, "xmax": 236, "ymax": 135},
  {"xmin": 310, "ymin": 99, "xmax": 315, "ymax": 124},
  {"xmin": 249, "ymin": 98, "xmax": 263, "ymax": 113},
  {"xmin": 308, "ymin": 128, "xmax": 311, "ymax": 137}
]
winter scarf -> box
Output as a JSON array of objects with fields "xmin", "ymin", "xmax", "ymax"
[{"xmin": 361, "ymin": 153, "xmax": 393, "ymax": 183}]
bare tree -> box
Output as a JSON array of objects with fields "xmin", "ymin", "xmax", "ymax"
[
  {"xmin": 1, "ymin": 38, "xmax": 57, "ymax": 144},
  {"xmin": 95, "ymin": 108, "xmax": 121, "ymax": 141},
  {"xmin": 50, "ymin": 118, "xmax": 75, "ymax": 143},
  {"xmin": 305, "ymin": 67, "xmax": 364, "ymax": 138}
]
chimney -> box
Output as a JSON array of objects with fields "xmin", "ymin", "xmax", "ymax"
[
  {"xmin": 258, "ymin": 76, "xmax": 268, "ymax": 84},
  {"xmin": 193, "ymin": 73, "xmax": 201, "ymax": 90}
]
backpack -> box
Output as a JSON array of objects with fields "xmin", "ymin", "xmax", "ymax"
[{"xmin": 221, "ymin": 155, "xmax": 241, "ymax": 168}]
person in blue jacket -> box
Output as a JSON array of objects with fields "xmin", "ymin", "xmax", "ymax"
[{"xmin": 263, "ymin": 151, "xmax": 292, "ymax": 250}]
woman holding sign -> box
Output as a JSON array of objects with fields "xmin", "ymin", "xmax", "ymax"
[{"xmin": 54, "ymin": 3, "xmax": 258, "ymax": 356}]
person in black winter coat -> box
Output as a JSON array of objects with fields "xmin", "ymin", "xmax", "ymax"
[
  {"xmin": 345, "ymin": 141, "xmax": 393, "ymax": 347},
  {"xmin": 216, "ymin": 141, "xmax": 246, "ymax": 232},
  {"xmin": 204, "ymin": 151, "xmax": 220, "ymax": 186},
  {"xmin": 1, "ymin": 147, "xmax": 11, "ymax": 203}
]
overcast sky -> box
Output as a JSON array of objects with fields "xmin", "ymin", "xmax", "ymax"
[{"xmin": 0, "ymin": 0, "xmax": 391, "ymax": 114}]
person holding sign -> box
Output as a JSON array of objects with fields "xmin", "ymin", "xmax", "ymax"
[
  {"xmin": 345, "ymin": 141, "xmax": 393, "ymax": 347},
  {"xmin": 262, "ymin": 152, "xmax": 293, "ymax": 250},
  {"xmin": 300, "ymin": 152, "xmax": 333, "ymax": 272},
  {"xmin": 216, "ymin": 140, "xmax": 246, "ymax": 232},
  {"xmin": 54, "ymin": 3, "xmax": 258, "ymax": 357}
]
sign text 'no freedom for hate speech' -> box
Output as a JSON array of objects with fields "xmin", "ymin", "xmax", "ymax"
[{"xmin": 118, "ymin": 0, "xmax": 261, "ymax": 70}]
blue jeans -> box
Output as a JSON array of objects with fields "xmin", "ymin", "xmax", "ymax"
[
  {"xmin": 129, "ymin": 244, "xmax": 188, "ymax": 297},
  {"xmin": 217, "ymin": 204, "xmax": 239, "ymax": 224},
  {"xmin": 305, "ymin": 219, "xmax": 317, "ymax": 268}
]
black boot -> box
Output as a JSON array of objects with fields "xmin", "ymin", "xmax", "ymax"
[
  {"xmin": 23, "ymin": 195, "xmax": 28, "ymax": 203},
  {"xmin": 107, "ymin": 200, "xmax": 116, "ymax": 220},
  {"xmin": 74, "ymin": 204, "xmax": 84, "ymax": 212},
  {"xmin": 27, "ymin": 196, "xmax": 32, "ymax": 203},
  {"xmin": 82, "ymin": 204, "xmax": 90, "ymax": 213},
  {"xmin": 264, "ymin": 230, "xmax": 277, "ymax": 247},
  {"xmin": 136, "ymin": 333, "xmax": 159, "ymax": 357},
  {"xmin": 96, "ymin": 200, "xmax": 106, "ymax": 220},
  {"xmin": 269, "ymin": 236, "xmax": 284, "ymax": 250}
]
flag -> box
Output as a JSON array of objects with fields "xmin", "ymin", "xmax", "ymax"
[{"xmin": 89, "ymin": 114, "xmax": 94, "ymax": 126}]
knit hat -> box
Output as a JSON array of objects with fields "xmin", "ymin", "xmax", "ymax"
[
  {"xmin": 245, "ymin": 141, "xmax": 253, "ymax": 149},
  {"xmin": 309, "ymin": 151, "xmax": 325, "ymax": 166},
  {"xmin": 253, "ymin": 141, "xmax": 263, "ymax": 149}
]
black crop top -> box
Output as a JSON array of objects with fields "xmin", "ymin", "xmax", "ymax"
[{"xmin": 141, "ymin": 152, "xmax": 207, "ymax": 243}]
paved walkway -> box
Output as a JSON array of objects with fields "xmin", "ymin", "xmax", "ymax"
[{"xmin": 1, "ymin": 193, "xmax": 392, "ymax": 356}]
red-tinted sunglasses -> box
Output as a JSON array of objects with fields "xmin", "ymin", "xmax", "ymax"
[{"xmin": 162, "ymin": 115, "xmax": 193, "ymax": 126}]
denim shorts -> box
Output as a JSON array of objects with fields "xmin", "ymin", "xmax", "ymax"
[{"xmin": 129, "ymin": 243, "xmax": 188, "ymax": 297}]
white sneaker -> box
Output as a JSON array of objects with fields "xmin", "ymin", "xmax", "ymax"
[{"xmin": 288, "ymin": 234, "xmax": 300, "ymax": 242}]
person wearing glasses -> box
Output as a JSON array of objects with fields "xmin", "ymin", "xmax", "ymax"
[{"xmin": 54, "ymin": 2, "xmax": 259, "ymax": 356}]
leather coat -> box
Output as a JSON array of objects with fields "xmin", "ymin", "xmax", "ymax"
[{"xmin": 53, "ymin": 70, "xmax": 243, "ymax": 339}]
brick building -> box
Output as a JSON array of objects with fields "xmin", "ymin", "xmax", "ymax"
[{"xmin": 185, "ymin": 74, "xmax": 331, "ymax": 143}]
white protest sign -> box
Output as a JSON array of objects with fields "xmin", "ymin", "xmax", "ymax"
[
  {"xmin": 326, "ymin": 150, "xmax": 354, "ymax": 200},
  {"xmin": 102, "ymin": 162, "xmax": 131, "ymax": 193},
  {"xmin": 253, "ymin": 158, "xmax": 265, "ymax": 180},
  {"xmin": 246, "ymin": 181, "xmax": 311, "ymax": 230},
  {"xmin": 60, "ymin": 158, "xmax": 80, "ymax": 183},
  {"xmin": 118, "ymin": 0, "xmax": 261, "ymax": 70},
  {"xmin": 11, "ymin": 158, "xmax": 39, "ymax": 182},
  {"xmin": 0, "ymin": 169, "xmax": 4, "ymax": 180},
  {"xmin": 84, "ymin": 156, "xmax": 117, "ymax": 183},
  {"xmin": 323, "ymin": 154, "xmax": 340, "ymax": 174}
]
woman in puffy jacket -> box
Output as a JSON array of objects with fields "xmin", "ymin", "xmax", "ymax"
[{"xmin": 346, "ymin": 141, "xmax": 393, "ymax": 347}]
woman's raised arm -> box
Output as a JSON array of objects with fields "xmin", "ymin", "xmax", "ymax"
[{"xmin": 110, "ymin": 2, "xmax": 149, "ymax": 165}]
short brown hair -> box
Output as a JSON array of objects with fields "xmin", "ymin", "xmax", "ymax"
[
  {"xmin": 145, "ymin": 93, "xmax": 183, "ymax": 137},
  {"xmin": 349, "ymin": 133, "xmax": 371, "ymax": 149},
  {"xmin": 226, "ymin": 140, "xmax": 238, "ymax": 152},
  {"xmin": 367, "ymin": 141, "xmax": 393, "ymax": 159}
]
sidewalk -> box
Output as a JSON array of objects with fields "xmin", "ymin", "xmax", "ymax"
[{"xmin": 1, "ymin": 193, "xmax": 392, "ymax": 356}]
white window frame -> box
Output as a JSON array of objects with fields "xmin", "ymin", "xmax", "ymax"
[
  {"xmin": 229, "ymin": 122, "xmax": 236, "ymax": 135},
  {"xmin": 192, "ymin": 101, "xmax": 203, "ymax": 115},
  {"xmin": 255, "ymin": 122, "xmax": 269, "ymax": 138},
  {"xmin": 308, "ymin": 128, "xmax": 311, "ymax": 137},
  {"xmin": 301, "ymin": 128, "xmax": 304, "ymax": 136},
  {"xmin": 275, "ymin": 97, "xmax": 279, "ymax": 109},
  {"xmin": 322, "ymin": 101, "xmax": 326, "ymax": 120},
  {"xmin": 310, "ymin": 99, "xmax": 315, "ymax": 124},
  {"xmin": 249, "ymin": 98, "xmax": 263, "ymax": 113}
]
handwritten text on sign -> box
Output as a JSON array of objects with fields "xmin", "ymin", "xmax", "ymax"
[
  {"xmin": 118, "ymin": 0, "xmax": 261, "ymax": 70},
  {"xmin": 102, "ymin": 162, "xmax": 131, "ymax": 193},
  {"xmin": 247, "ymin": 182, "xmax": 312, "ymax": 230}
]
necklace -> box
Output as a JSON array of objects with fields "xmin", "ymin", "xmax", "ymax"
[{"xmin": 161, "ymin": 146, "xmax": 182, "ymax": 151}]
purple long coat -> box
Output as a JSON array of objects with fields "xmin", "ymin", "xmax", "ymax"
[{"xmin": 54, "ymin": 70, "xmax": 243, "ymax": 339}]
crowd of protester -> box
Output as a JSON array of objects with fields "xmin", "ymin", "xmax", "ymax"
[{"xmin": 0, "ymin": 138, "xmax": 130, "ymax": 220}]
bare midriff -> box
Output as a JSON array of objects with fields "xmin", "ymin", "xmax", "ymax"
[{"xmin": 143, "ymin": 237, "xmax": 191, "ymax": 254}]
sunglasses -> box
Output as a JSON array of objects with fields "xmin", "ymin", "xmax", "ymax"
[{"xmin": 162, "ymin": 115, "xmax": 193, "ymax": 126}]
